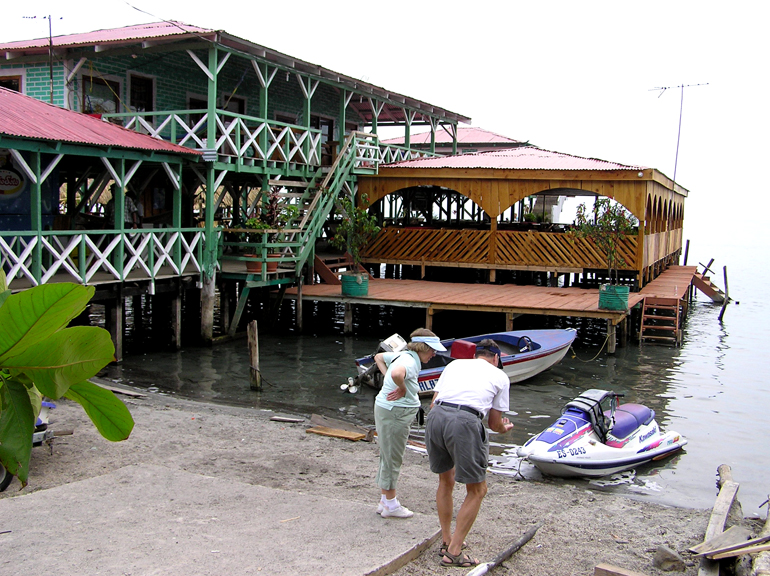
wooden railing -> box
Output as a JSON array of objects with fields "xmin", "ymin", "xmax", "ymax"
[
  {"xmin": 104, "ymin": 109, "xmax": 322, "ymax": 167},
  {"xmin": 0, "ymin": 229, "xmax": 206, "ymax": 288},
  {"xmin": 362, "ymin": 227, "xmax": 639, "ymax": 271}
]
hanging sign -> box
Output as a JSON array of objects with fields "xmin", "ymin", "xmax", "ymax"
[{"xmin": 0, "ymin": 150, "xmax": 26, "ymax": 198}]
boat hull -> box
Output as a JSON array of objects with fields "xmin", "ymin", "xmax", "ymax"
[{"xmin": 355, "ymin": 329, "xmax": 577, "ymax": 395}]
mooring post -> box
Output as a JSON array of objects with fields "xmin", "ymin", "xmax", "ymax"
[
  {"xmin": 718, "ymin": 266, "xmax": 730, "ymax": 322},
  {"xmin": 607, "ymin": 320, "xmax": 617, "ymax": 354},
  {"xmin": 248, "ymin": 320, "xmax": 261, "ymax": 390}
]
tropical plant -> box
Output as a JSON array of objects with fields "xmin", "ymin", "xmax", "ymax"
[
  {"xmin": 329, "ymin": 193, "xmax": 381, "ymax": 273},
  {"xmin": 0, "ymin": 271, "xmax": 134, "ymax": 488},
  {"xmin": 571, "ymin": 197, "xmax": 638, "ymax": 284}
]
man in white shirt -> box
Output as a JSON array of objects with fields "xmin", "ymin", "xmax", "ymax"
[{"xmin": 425, "ymin": 339, "xmax": 513, "ymax": 568}]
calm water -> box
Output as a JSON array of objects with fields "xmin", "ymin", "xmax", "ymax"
[{"xmin": 103, "ymin": 225, "xmax": 770, "ymax": 518}]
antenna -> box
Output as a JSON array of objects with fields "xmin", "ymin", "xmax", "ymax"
[
  {"xmin": 23, "ymin": 15, "xmax": 63, "ymax": 104},
  {"xmin": 649, "ymin": 83, "xmax": 708, "ymax": 185}
]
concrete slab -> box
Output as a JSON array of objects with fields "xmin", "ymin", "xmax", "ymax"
[{"xmin": 0, "ymin": 464, "xmax": 439, "ymax": 576}]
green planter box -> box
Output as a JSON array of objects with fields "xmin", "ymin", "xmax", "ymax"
[
  {"xmin": 341, "ymin": 273, "xmax": 368, "ymax": 296},
  {"xmin": 598, "ymin": 284, "xmax": 630, "ymax": 310}
]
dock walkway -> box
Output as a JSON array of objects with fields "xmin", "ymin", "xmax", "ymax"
[{"xmin": 286, "ymin": 265, "xmax": 699, "ymax": 350}]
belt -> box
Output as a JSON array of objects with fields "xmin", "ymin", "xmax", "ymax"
[{"xmin": 435, "ymin": 401, "xmax": 482, "ymax": 419}]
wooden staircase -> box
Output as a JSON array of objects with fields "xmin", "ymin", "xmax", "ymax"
[
  {"xmin": 692, "ymin": 273, "xmax": 726, "ymax": 303},
  {"xmin": 640, "ymin": 297, "xmax": 683, "ymax": 346}
]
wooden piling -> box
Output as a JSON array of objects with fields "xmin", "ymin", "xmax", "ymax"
[
  {"xmin": 718, "ymin": 266, "xmax": 730, "ymax": 322},
  {"xmin": 248, "ymin": 320, "xmax": 261, "ymax": 390}
]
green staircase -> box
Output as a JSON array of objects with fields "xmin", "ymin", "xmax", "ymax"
[{"xmin": 222, "ymin": 132, "xmax": 378, "ymax": 335}]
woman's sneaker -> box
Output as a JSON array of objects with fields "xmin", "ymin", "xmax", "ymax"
[{"xmin": 381, "ymin": 504, "xmax": 414, "ymax": 518}]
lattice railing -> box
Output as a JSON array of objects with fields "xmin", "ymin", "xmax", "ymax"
[
  {"xmin": 0, "ymin": 229, "xmax": 206, "ymax": 288},
  {"xmin": 105, "ymin": 110, "xmax": 322, "ymax": 166},
  {"xmin": 363, "ymin": 227, "xmax": 639, "ymax": 270},
  {"xmin": 377, "ymin": 143, "xmax": 440, "ymax": 165}
]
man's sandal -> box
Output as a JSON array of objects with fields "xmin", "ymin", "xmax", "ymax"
[
  {"xmin": 439, "ymin": 550, "xmax": 478, "ymax": 567},
  {"xmin": 438, "ymin": 542, "xmax": 467, "ymax": 557}
]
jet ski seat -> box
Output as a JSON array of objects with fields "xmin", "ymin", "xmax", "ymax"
[{"xmin": 606, "ymin": 403, "xmax": 655, "ymax": 439}]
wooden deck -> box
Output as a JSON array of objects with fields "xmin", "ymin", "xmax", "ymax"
[{"xmin": 286, "ymin": 265, "xmax": 698, "ymax": 336}]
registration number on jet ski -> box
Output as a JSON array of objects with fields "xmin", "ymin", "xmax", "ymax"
[{"xmin": 557, "ymin": 447, "xmax": 586, "ymax": 458}]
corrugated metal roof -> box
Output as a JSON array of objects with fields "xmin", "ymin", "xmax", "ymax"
[
  {"xmin": 0, "ymin": 21, "xmax": 470, "ymax": 126},
  {"xmin": 0, "ymin": 87, "xmax": 201, "ymax": 156},
  {"xmin": 382, "ymin": 126, "xmax": 524, "ymax": 145},
  {"xmin": 383, "ymin": 146, "xmax": 646, "ymax": 171},
  {"xmin": 0, "ymin": 21, "xmax": 215, "ymax": 52}
]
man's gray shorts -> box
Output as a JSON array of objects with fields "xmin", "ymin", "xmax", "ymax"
[{"xmin": 425, "ymin": 403, "xmax": 489, "ymax": 484}]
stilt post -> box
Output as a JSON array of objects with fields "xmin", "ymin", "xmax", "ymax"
[
  {"xmin": 607, "ymin": 320, "xmax": 617, "ymax": 354},
  {"xmin": 718, "ymin": 266, "xmax": 730, "ymax": 322}
]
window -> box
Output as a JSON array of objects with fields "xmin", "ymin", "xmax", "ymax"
[
  {"xmin": 275, "ymin": 112, "xmax": 296, "ymax": 125},
  {"xmin": 188, "ymin": 96, "xmax": 208, "ymax": 129},
  {"xmin": 82, "ymin": 76, "xmax": 120, "ymax": 114},
  {"xmin": 221, "ymin": 93, "xmax": 245, "ymax": 115},
  {"xmin": 130, "ymin": 74, "xmax": 154, "ymax": 112},
  {"xmin": 0, "ymin": 75, "xmax": 22, "ymax": 92}
]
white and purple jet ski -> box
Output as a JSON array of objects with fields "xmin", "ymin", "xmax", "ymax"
[{"xmin": 517, "ymin": 389, "xmax": 687, "ymax": 478}]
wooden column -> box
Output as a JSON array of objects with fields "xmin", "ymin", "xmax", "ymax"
[
  {"xmin": 344, "ymin": 303, "xmax": 353, "ymax": 334},
  {"xmin": 248, "ymin": 320, "xmax": 261, "ymax": 390},
  {"xmin": 107, "ymin": 288, "xmax": 124, "ymax": 362},
  {"xmin": 607, "ymin": 320, "xmax": 616, "ymax": 354},
  {"xmin": 201, "ymin": 272, "xmax": 216, "ymax": 343},
  {"xmin": 296, "ymin": 278, "xmax": 304, "ymax": 333},
  {"xmin": 170, "ymin": 281, "xmax": 182, "ymax": 350}
]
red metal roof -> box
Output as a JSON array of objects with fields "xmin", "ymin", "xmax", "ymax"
[
  {"xmin": 383, "ymin": 146, "xmax": 646, "ymax": 171},
  {"xmin": 0, "ymin": 21, "xmax": 215, "ymax": 52},
  {"xmin": 382, "ymin": 126, "xmax": 524, "ymax": 145},
  {"xmin": 0, "ymin": 87, "xmax": 201, "ymax": 156}
]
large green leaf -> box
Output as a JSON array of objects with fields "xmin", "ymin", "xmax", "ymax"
[
  {"xmin": 0, "ymin": 270, "xmax": 10, "ymax": 309},
  {"xmin": 0, "ymin": 283, "xmax": 94, "ymax": 365},
  {"xmin": 4, "ymin": 327, "xmax": 115, "ymax": 399},
  {"xmin": 65, "ymin": 381, "xmax": 134, "ymax": 442},
  {"xmin": 0, "ymin": 375, "xmax": 34, "ymax": 485}
]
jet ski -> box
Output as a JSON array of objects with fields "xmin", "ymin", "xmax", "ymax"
[{"xmin": 517, "ymin": 389, "xmax": 687, "ymax": 478}]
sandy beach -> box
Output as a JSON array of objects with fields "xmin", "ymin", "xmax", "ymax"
[{"xmin": 1, "ymin": 386, "xmax": 753, "ymax": 576}]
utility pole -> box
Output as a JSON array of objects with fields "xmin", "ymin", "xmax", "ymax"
[{"xmin": 650, "ymin": 83, "xmax": 708, "ymax": 185}]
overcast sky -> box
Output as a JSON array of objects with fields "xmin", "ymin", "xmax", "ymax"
[{"xmin": 5, "ymin": 0, "xmax": 769, "ymax": 241}]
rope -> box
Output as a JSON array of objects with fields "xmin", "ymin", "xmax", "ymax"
[{"xmin": 569, "ymin": 335, "xmax": 610, "ymax": 363}]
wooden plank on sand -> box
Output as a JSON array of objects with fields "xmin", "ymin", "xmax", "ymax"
[
  {"xmin": 594, "ymin": 563, "xmax": 650, "ymax": 576},
  {"xmin": 311, "ymin": 413, "xmax": 374, "ymax": 441},
  {"xmin": 711, "ymin": 542, "xmax": 770, "ymax": 560},
  {"xmin": 689, "ymin": 525, "xmax": 752, "ymax": 555},
  {"xmin": 306, "ymin": 426, "xmax": 366, "ymax": 441}
]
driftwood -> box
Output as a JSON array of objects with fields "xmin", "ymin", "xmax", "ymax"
[
  {"xmin": 310, "ymin": 414, "xmax": 375, "ymax": 442},
  {"xmin": 698, "ymin": 464, "xmax": 742, "ymax": 576},
  {"xmin": 270, "ymin": 416, "xmax": 305, "ymax": 423},
  {"xmin": 91, "ymin": 378, "xmax": 146, "ymax": 397},
  {"xmin": 466, "ymin": 524, "xmax": 540, "ymax": 576},
  {"xmin": 594, "ymin": 564, "xmax": 650, "ymax": 576}
]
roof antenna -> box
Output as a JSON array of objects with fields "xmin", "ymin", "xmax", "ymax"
[
  {"xmin": 23, "ymin": 15, "xmax": 63, "ymax": 104},
  {"xmin": 649, "ymin": 83, "xmax": 708, "ymax": 186}
]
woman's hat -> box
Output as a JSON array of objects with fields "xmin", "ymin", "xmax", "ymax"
[{"xmin": 411, "ymin": 335, "xmax": 446, "ymax": 351}]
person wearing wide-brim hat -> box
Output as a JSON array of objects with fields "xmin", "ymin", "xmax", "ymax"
[{"xmin": 373, "ymin": 328, "xmax": 445, "ymax": 518}]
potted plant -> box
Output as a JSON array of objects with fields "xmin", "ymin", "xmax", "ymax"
[
  {"xmin": 571, "ymin": 197, "xmax": 638, "ymax": 310},
  {"xmin": 242, "ymin": 187, "xmax": 299, "ymax": 274},
  {"xmin": 329, "ymin": 193, "xmax": 381, "ymax": 296}
]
